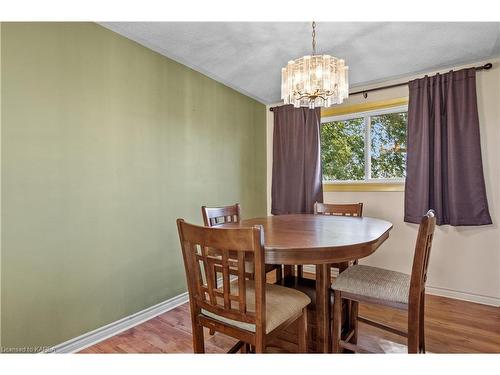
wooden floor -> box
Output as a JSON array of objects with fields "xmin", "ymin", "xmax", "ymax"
[{"xmin": 80, "ymin": 289, "xmax": 500, "ymax": 354}]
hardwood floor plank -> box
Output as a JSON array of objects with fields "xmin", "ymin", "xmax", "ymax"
[{"xmin": 79, "ymin": 292, "xmax": 500, "ymax": 354}]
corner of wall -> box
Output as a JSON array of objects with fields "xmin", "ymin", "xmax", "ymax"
[
  {"xmin": 265, "ymin": 104, "xmax": 273, "ymax": 215},
  {"xmin": 0, "ymin": 21, "xmax": 3, "ymax": 348},
  {"xmin": 266, "ymin": 102, "xmax": 283, "ymax": 215}
]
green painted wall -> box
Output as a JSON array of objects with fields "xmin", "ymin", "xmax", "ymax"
[
  {"xmin": 0, "ymin": 22, "xmax": 267, "ymax": 349},
  {"xmin": 0, "ymin": 22, "xmax": 3, "ymax": 349}
]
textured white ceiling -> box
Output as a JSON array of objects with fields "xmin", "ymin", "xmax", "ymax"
[{"xmin": 100, "ymin": 22, "xmax": 500, "ymax": 104}]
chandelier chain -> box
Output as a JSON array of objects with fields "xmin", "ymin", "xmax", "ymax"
[{"xmin": 311, "ymin": 21, "xmax": 316, "ymax": 55}]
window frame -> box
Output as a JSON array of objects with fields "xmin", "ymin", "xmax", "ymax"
[{"xmin": 321, "ymin": 104, "xmax": 408, "ymax": 190}]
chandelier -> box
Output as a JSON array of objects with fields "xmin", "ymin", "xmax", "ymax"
[{"xmin": 281, "ymin": 22, "xmax": 349, "ymax": 109}]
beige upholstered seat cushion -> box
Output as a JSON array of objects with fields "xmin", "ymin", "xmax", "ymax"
[
  {"xmin": 332, "ymin": 265, "xmax": 410, "ymax": 304},
  {"xmin": 202, "ymin": 280, "xmax": 310, "ymax": 334}
]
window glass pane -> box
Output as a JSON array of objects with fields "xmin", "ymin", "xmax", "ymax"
[
  {"xmin": 370, "ymin": 112, "xmax": 407, "ymax": 179},
  {"xmin": 321, "ymin": 118, "xmax": 365, "ymax": 181}
]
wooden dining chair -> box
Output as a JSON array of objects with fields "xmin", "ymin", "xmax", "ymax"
[
  {"xmin": 202, "ymin": 204, "xmax": 282, "ymax": 282},
  {"xmin": 202, "ymin": 203, "xmax": 242, "ymax": 227},
  {"xmin": 314, "ymin": 202, "xmax": 364, "ymax": 217},
  {"xmin": 314, "ymin": 202, "xmax": 363, "ymax": 273},
  {"xmin": 331, "ymin": 210, "xmax": 436, "ymax": 353},
  {"xmin": 177, "ymin": 219, "xmax": 311, "ymax": 353},
  {"xmin": 296, "ymin": 202, "xmax": 364, "ymax": 278}
]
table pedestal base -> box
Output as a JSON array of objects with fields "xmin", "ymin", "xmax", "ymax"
[{"xmin": 276, "ymin": 269, "xmax": 354, "ymax": 353}]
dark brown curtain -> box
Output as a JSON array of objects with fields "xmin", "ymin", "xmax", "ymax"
[
  {"xmin": 405, "ymin": 68, "xmax": 492, "ymax": 226},
  {"xmin": 271, "ymin": 105, "xmax": 323, "ymax": 215}
]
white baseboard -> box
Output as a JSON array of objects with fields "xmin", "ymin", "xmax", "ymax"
[
  {"xmin": 47, "ymin": 266, "xmax": 499, "ymax": 353},
  {"xmin": 425, "ymin": 286, "xmax": 500, "ymax": 307},
  {"xmin": 302, "ymin": 265, "xmax": 499, "ymax": 307},
  {"xmin": 302, "ymin": 265, "xmax": 339, "ymax": 277},
  {"xmin": 48, "ymin": 291, "xmax": 189, "ymax": 353}
]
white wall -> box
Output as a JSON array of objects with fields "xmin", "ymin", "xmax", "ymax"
[{"xmin": 266, "ymin": 58, "xmax": 500, "ymax": 306}]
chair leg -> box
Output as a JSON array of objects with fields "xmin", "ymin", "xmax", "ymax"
[
  {"xmin": 240, "ymin": 343, "xmax": 248, "ymax": 353},
  {"xmin": 350, "ymin": 300, "xmax": 359, "ymax": 345},
  {"xmin": 407, "ymin": 303, "xmax": 420, "ymax": 354},
  {"xmin": 255, "ymin": 332, "xmax": 266, "ymax": 354},
  {"xmin": 419, "ymin": 292, "xmax": 426, "ymax": 353},
  {"xmin": 275, "ymin": 265, "xmax": 283, "ymax": 282},
  {"xmin": 297, "ymin": 308, "xmax": 308, "ymax": 353},
  {"xmin": 192, "ymin": 323, "xmax": 205, "ymax": 353},
  {"xmin": 283, "ymin": 265, "xmax": 293, "ymax": 278},
  {"xmin": 332, "ymin": 290, "xmax": 342, "ymax": 353},
  {"xmin": 296, "ymin": 265, "xmax": 304, "ymax": 278}
]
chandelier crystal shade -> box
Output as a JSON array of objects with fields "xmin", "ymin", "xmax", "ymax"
[{"xmin": 281, "ymin": 22, "xmax": 349, "ymax": 109}]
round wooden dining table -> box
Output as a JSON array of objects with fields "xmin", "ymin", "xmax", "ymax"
[{"xmin": 221, "ymin": 214, "xmax": 393, "ymax": 353}]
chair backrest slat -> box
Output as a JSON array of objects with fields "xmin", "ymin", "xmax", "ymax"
[
  {"xmin": 198, "ymin": 247, "xmax": 217, "ymax": 305},
  {"xmin": 192, "ymin": 245, "xmax": 206, "ymax": 302},
  {"xmin": 202, "ymin": 204, "xmax": 241, "ymax": 227},
  {"xmin": 314, "ymin": 202, "xmax": 363, "ymax": 217},
  {"xmin": 177, "ymin": 219, "xmax": 265, "ymax": 329},
  {"xmin": 221, "ymin": 249, "xmax": 231, "ymax": 309},
  {"xmin": 237, "ymin": 251, "xmax": 247, "ymax": 314}
]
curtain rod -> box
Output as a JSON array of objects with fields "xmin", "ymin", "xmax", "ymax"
[
  {"xmin": 350, "ymin": 63, "xmax": 493, "ymax": 98},
  {"xmin": 270, "ymin": 62, "xmax": 493, "ymax": 110}
]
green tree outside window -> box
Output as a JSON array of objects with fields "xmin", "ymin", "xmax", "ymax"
[
  {"xmin": 371, "ymin": 112, "xmax": 407, "ymax": 179},
  {"xmin": 321, "ymin": 110, "xmax": 407, "ymax": 181}
]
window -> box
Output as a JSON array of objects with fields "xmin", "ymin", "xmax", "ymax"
[{"xmin": 321, "ymin": 105, "xmax": 408, "ymax": 186}]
